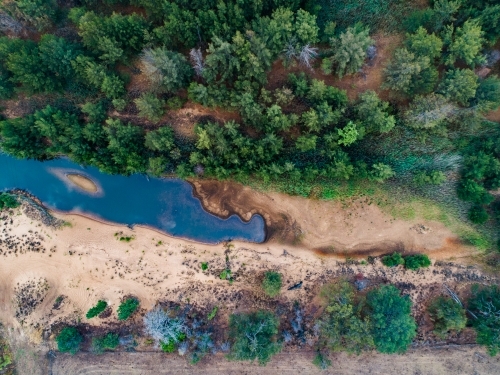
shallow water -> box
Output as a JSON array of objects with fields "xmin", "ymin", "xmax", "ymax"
[{"xmin": 0, "ymin": 154, "xmax": 265, "ymax": 243}]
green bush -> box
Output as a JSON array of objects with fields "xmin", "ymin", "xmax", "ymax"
[
  {"xmin": 312, "ymin": 351, "xmax": 332, "ymax": 369},
  {"xmin": 207, "ymin": 306, "xmax": 218, "ymax": 320},
  {"xmin": 365, "ymin": 285, "xmax": 417, "ymax": 353},
  {"xmin": 262, "ymin": 271, "xmax": 282, "ymax": 297},
  {"xmin": 0, "ymin": 193, "xmax": 20, "ymax": 210},
  {"xmin": 428, "ymin": 296, "xmax": 466, "ymax": 338},
  {"xmin": 403, "ymin": 254, "xmax": 431, "ymax": 270},
  {"xmin": 56, "ymin": 327, "xmax": 83, "ymax": 354},
  {"xmin": 92, "ymin": 333, "xmax": 119, "ymax": 354},
  {"xmin": 381, "ymin": 252, "xmax": 404, "ymax": 267},
  {"xmin": 468, "ymin": 205, "xmax": 489, "ymax": 224},
  {"xmin": 86, "ymin": 300, "xmax": 107, "ymax": 319},
  {"xmin": 200, "ymin": 262, "xmax": 209, "ymax": 271},
  {"xmin": 160, "ymin": 339, "xmax": 176, "ymax": 353},
  {"xmin": 468, "ymin": 284, "xmax": 500, "ymax": 356},
  {"xmin": 117, "ymin": 298, "xmax": 139, "ymax": 321},
  {"xmin": 228, "ymin": 310, "xmax": 282, "ymax": 365}
]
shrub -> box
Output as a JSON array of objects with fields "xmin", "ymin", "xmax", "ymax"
[
  {"xmin": 381, "ymin": 252, "xmax": 404, "ymax": 267},
  {"xmin": 468, "ymin": 205, "xmax": 489, "ymax": 224},
  {"xmin": 428, "ymin": 296, "xmax": 466, "ymax": 339},
  {"xmin": 365, "ymin": 285, "xmax": 417, "ymax": 353},
  {"xmin": 207, "ymin": 306, "xmax": 218, "ymax": 320},
  {"xmin": 160, "ymin": 340, "xmax": 176, "ymax": 353},
  {"xmin": 403, "ymin": 254, "xmax": 431, "ymax": 270},
  {"xmin": 0, "ymin": 193, "xmax": 19, "ymax": 210},
  {"xmin": 117, "ymin": 298, "xmax": 139, "ymax": 321},
  {"xmin": 86, "ymin": 300, "xmax": 107, "ymax": 319},
  {"xmin": 468, "ymin": 284, "xmax": 500, "ymax": 356},
  {"xmin": 319, "ymin": 281, "xmax": 374, "ymax": 353},
  {"xmin": 228, "ymin": 310, "xmax": 281, "ymax": 365},
  {"xmin": 200, "ymin": 262, "xmax": 208, "ymax": 271},
  {"xmin": 56, "ymin": 327, "xmax": 83, "ymax": 354},
  {"xmin": 312, "ymin": 351, "xmax": 331, "ymax": 369},
  {"xmin": 262, "ymin": 271, "xmax": 282, "ymax": 297},
  {"xmin": 92, "ymin": 333, "xmax": 119, "ymax": 354}
]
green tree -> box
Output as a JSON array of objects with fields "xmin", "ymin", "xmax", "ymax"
[
  {"xmin": 469, "ymin": 205, "xmax": 489, "ymax": 224},
  {"xmin": 86, "ymin": 300, "xmax": 107, "ymax": 319},
  {"xmin": 445, "ymin": 20, "xmax": 485, "ymax": 67},
  {"xmin": 406, "ymin": 26, "xmax": 443, "ymax": 60},
  {"xmin": 478, "ymin": 5, "xmax": 500, "ymax": 44},
  {"xmin": 56, "ymin": 327, "xmax": 83, "ymax": 354},
  {"xmin": 337, "ymin": 122, "xmax": 358, "ymax": 147},
  {"xmin": 355, "ymin": 90, "xmax": 395, "ymax": 134},
  {"xmin": 0, "ymin": 115, "xmax": 48, "ymax": 159},
  {"xmin": 296, "ymin": 135, "xmax": 317, "ymax": 152},
  {"xmin": 141, "ymin": 48, "xmax": 192, "ymax": 93},
  {"xmin": 438, "ymin": 69, "xmax": 479, "ymax": 105},
  {"xmin": 325, "ymin": 24, "xmax": 373, "ymax": 78},
  {"xmin": 383, "ymin": 48, "xmax": 430, "ymax": 94},
  {"xmin": 472, "ymin": 76, "xmax": 500, "ymax": 113},
  {"xmin": 228, "ymin": 310, "xmax": 281, "ymax": 365},
  {"xmin": 468, "ymin": 284, "xmax": 500, "ymax": 355},
  {"xmin": 262, "ymin": 271, "xmax": 282, "ymax": 297},
  {"xmin": 135, "ymin": 93, "xmax": 165, "ymax": 123},
  {"xmin": 145, "ymin": 127, "xmax": 175, "ymax": 152},
  {"xmin": 294, "ymin": 9, "xmax": 319, "ymax": 46},
  {"xmin": 428, "ymin": 296, "xmax": 467, "ymax": 339},
  {"xmin": 1, "ymin": 0, "xmax": 56, "ymax": 30},
  {"xmin": 0, "ymin": 193, "xmax": 19, "ymax": 210},
  {"xmin": 319, "ymin": 281, "xmax": 374, "ymax": 354},
  {"xmin": 117, "ymin": 298, "xmax": 140, "ymax": 320},
  {"xmin": 365, "ymin": 285, "xmax": 417, "ymax": 354}
]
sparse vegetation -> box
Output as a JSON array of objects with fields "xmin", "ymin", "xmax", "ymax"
[
  {"xmin": 262, "ymin": 271, "xmax": 282, "ymax": 297},
  {"xmin": 404, "ymin": 254, "xmax": 431, "ymax": 270},
  {"xmin": 92, "ymin": 333, "xmax": 119, "ymax": 354},
  {"xmin": 381, "ymin": 252, "xmax": 404, "ymax": 267}
]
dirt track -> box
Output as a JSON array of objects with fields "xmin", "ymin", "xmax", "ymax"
[{"xmin": 51, "ymin": 346, "xmax": 500, "ymax": 375}]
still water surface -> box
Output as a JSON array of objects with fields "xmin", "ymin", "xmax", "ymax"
[{"xmin": 0, "ymin": 154, "xmax": 265, "ymax": 243}]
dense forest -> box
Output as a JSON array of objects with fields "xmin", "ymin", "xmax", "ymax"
[{"xmin": 0, "ymin": 0, "xmax": 500, "ymax": 244}]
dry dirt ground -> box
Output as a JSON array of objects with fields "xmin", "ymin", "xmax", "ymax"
[
  {"xmin": 50, "ymin": 346, "xmax": 500, "ymax": 375},
  {"xmin": 191, "ymin": 179, "xmax": 473, "ymax": 258}
]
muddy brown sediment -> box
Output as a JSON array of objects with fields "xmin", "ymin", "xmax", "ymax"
[{"xmin": 189, "ymin": 179, "xmax": 301, "ymax": 244}]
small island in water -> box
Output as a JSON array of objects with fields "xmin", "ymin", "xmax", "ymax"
[{"xmin": 66, "ymin": 173, "xmax": 98, "ymax": 193}]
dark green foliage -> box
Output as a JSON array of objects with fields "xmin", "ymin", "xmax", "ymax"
[
  {"xmin": 160, "ymin": 340, "xmax": 176, "ymax": 353},
  {"xmin": 228, "ymin": 310, "xmax": 281, "ymax": 364},
  {"xmin": 444, "ymin": 19, "xmax": 485, "ymax": 67},
  {"xmin": 318, "ymin": 281, "xmax": 374, "ymax": 353},
  {"xmin": 92, "ymin": 333, "xmax": 119, "ymax": 354},
  {"xmin": 381, "ymin": 252, "xmax": 404, "ymax": 267},
  {"xmin": 383, "ymin": 48, "xmax": 431, "ymax": 95},
  {"xmin": 56, "ymin": 327, "xmax": 83, "ymax": 354},
  {"xmin": 72, "ymin": 56, "xmax": 125, "ymax": 99},
  {"xmin": 428, "ymin": 296, "xmax": 466, "ymax": 338},
  {"xmin": 200, "ymin": 262, "xmax": 209, "ymax": 271},
  {"xmin": 0, "ymin": 115, "xmax": 48, "ymax": 159},
  {"xmin": 1, "ymin": 0, "xmax": 57, "ymax": 30},
  {"xmin": 355, "ymin": 90, "xmax": 395, "ymax": 135},
  {"xmin": 141, "ymin": 48, "xmax": 192, "ymax": 93},
  {"xmin": 468, "ymin": 205, "xmax": 489, "ymax": 224},
  {"xmin": 86, "ymin": 300, "xmax": 108, "ymax": 319},
  {"xmin": 403, "ymin": 254, "xmax": 431, "ymax": 270},
  {"xmin": 135, "ymin": 93, "xmax": 164, "ymax": 123},
  {"xmin": 117, "ymin": 298, "xmax": 140, "ymax": 320},
  {"xmin": 438, "ymin": 69, "xmax": 478, "ymax": 106},
  {"xmin": 413, "ymin": 170, "xmax": 446, "ymax": 185},
  {"xmin": 0, "ymin": 193, "xmax": 19, "ymax": 210},
  {"xmin": 473, "ymin": 76, "xmax": 500, "ymax": 113},
  {"xmin": 262, "ymin": 271, "xmax": 282, "ymax": 297},
  {"xmin": 1, "ymin": 35, "xmax": 81, "ymax": 94},
  {"xmin": 324, "ymin": 23, "xmax": 373, "ymax": 78},
  {"xmin": 468, "ymin": 284, "xmax": 500, "ymax": 355},
  {"xmin": 72, "ymin": 11, "xmax": 148, "ymax": 64},
  {"xmin": 365, "ymin": 285, "xmax": 417, "ymax": 353}
]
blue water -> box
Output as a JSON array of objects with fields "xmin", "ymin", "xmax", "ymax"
[{"xmin": 0, "ymin": 154, "xmax": 265, "ymax": 243}]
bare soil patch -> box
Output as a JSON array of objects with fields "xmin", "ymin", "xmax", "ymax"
[{"xmin": 267, "ymin": 33, "xmax": 402, "ymax": 101}]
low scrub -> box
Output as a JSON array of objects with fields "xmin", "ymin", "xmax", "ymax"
[
  {"xmin": 56, "ymin": 326, "xmax": 83, "ymax": 354},
  {"xmin": 428, "ymin": 296, "xmax": 466, "ymax": 338},
  {"xmin": 262, "ymin": 271, "xmax": 282, "ymax": 297},
  {"xmin": 92, "ymin": 332, "xmax": 119, "ymax": 354}
]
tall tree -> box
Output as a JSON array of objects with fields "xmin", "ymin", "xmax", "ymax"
[
  {"xmin": 324, "ymin": 23, "xmax": 373, "ymax": 78},
  {"xmin": 445, "ymin": 19, "xmax": 485, "ymax": 67},
  {"xmin": 383, "ymin": 48, "xmax": 430, "ymax": 95},
  {"xmin": 141, "ymin": 48, "xmax": 192, "ymax": 93},
  {"xmin": 438, "ymin": 69, "xmax": 479, "ymax": 105}
]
